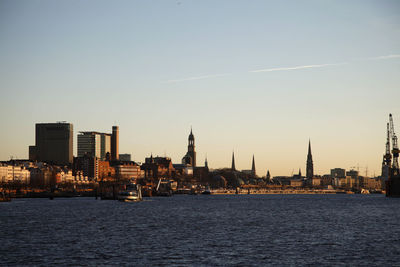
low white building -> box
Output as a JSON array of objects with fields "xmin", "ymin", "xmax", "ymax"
[
  {"xmin": 0, "ymin": 165, "xmax": 8, "ymax": 183},
  {"xmin": 0, "ymin": 164, "xmax": 30, "ymax": 184}
]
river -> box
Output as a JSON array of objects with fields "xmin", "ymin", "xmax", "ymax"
[{"xmin": 1, "ymin": 194, "xmax": 399, "ymax": 266}]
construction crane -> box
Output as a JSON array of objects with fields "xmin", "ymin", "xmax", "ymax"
[
  {"xmin": 389, "ymin": 114, "xmax": 399, "ymax": 174},
  {"xmin": 384, "ymin": 122, "xmax": 392, "ymax": 167}
]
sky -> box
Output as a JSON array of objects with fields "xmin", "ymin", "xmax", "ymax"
[{"xmin": 1, "ymin": 0, "xmax": 400, "ymax": 176}]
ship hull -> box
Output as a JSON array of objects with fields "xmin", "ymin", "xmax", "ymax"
[{"xmin": 386, "ymin": 176, "xmax": 400, "ymax": 197}]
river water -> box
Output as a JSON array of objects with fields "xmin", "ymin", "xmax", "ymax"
[{"xmin": 1, "ymin": 194, "xmax": 400, "ymax": 266}]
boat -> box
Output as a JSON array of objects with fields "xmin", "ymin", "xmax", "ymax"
[
  {"xmin": 386, "ymin": 175, "xmax": 400, "ymax": 197},
  {"xmin": 153, "ymin": 179, "xmax": 173, "ymax": 197},
  {"xmin": 117, "ymin": 184, "xmax": 142, "ymax": 202},
  {"xmin": 201, "ymin": 186, "xmax": 212, "ymax": 195},
  {"xmin": 361, "ymin": 189, "xmax": 370, "ymax": 194}
]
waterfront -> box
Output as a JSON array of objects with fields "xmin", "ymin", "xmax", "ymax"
[{"xmin": 1, "ymin": 195, "xmax": 400, "ymax": 266}]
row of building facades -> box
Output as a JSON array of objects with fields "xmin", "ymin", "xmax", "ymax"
[{"xmin": 0, "ymin": 122, "xmax": 385, "ymax": 191}]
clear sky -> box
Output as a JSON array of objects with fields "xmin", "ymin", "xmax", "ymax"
[{"xmin": 1, "ymin": 0, "xmax": 400, "ymax": 176}]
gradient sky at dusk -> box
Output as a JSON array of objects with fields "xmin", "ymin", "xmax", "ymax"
[{"xmin": 1, "ymin": 0, "xmax": 400, "ymax": 176}]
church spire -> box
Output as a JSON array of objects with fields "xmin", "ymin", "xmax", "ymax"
[
  {"xmin": 231, "ymin": 151, "xmax": 236, "ymax": 171},
  {"xmin": 205, "ymin": 155, "xmax": 208, "ymax": 169},
  {"xmin": 251, "ymin": 154, "xmax": 256, "ymax": 176},
  {"xmin": 182, "ymin": 127, "xmax": 196, "ymax": 167},
  {"xmin": 306, "ymin": 139, "xmax": 314, "ymax": 179}
]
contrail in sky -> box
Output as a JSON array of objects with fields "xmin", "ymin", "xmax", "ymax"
[
  {"xmin": 163, "ymin": 54, "xmax": 399, "ymax": 83},
  {"xmin": 249, "ymin": 63, "xmax": 346, "ymax": 73},
  {"xmin": 367, "ymin": 54, "xmax": 400, "ymax": 60}
]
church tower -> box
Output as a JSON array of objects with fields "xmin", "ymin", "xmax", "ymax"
[
  {"xmin": 251, "ymin": 154, "xmax": 256, "ymax": 177},
  {"xmin": 306, "ymin": 139, "xmax": 314, "ymax": 179},
  {"xmin": 231, "ymin": 151, "xmax": 236, "ymax": 171},
  {"xmin": 182, "ymin": 128, "xmax": 196, "ymax": 167}
]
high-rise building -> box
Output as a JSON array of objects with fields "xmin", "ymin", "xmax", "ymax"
[
  {"xmin": 78, "ymin": 132, "xmax": 101, "ymax": 158},
  {"xmin": 101, "ymin": 133, "xmax": 111, "ymax": 160},
  {"xmin": 77, "ymin": 132, "xmax": 111, "ymax": 160},
  {"xmin": 30, "ymin": 122, "xmax": 73, "ymax": 165},
  {"xmin": 182, "ymin": 128, "xmax": 196, "ymax": 167},
  {"xmin": 306, "ymin": 139, "xmax": 314, "ymax": 179},
  {"xmin": 111, "ymin": 126, "xmax": 119, "ymax": 161}
]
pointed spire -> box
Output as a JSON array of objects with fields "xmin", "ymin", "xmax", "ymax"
[
  {"xmin": 231, "ymin": 151, "xmax": 236, "ymax": 171},
  {"xmin": 205, "ymin": 154, "xmax": 208, "ymax": 168},
  {"xmin": 251, "ymin": 154, "xmax": 256, "ymax": 176},
  {"xmin": 188, "ymin": 126, "xmax": 194, "ymax": 141},
  {"xmin": 306, "ymin": 139, "xmax": 314, "ymax": 179},
  {"xmin": 299, "ymin": 168, "xmax": 301, "ymax": 176}
]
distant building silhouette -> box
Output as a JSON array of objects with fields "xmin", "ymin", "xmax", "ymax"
[
  {"xmin": 182, "ymin": 128, "xmax": 196, "ymax": 167},
  {"xmin": 231, "ymin": 151, "xmax": 236, "ymax": 171},
  {"xmin": 29, "ymin": 122, "xmax": 73, "ymax": 165},
  {"xmin": 119, "ymin": 154, "xmax": 131, "ymax": 161},
  {"xmin": 251, "ymin": 155, "xmax": 256, "ymax": 177},
  {"xmin": 306, "ymin": 139, "xmax": 314, "ymax": 179},
  {"xmin": 266, "ymin": 170, "xmax": 271, "ymax": 181},
  {"xmin": 142, "ymin": 155, "xmax": 175, "ymax": 179}
]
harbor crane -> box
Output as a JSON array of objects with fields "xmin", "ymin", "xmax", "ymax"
[
  {"xmin": 389, "ymin": 114, "xmax": 399, "ymax": 174},
  {"xmin": 384, "ymin": 122, "xmax": 392, "ymax": 167}
]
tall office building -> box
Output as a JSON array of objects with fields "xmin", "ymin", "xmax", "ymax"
[
  {"xmin": 78, "ymin": 132, "xmax": 101, "ymax": 158},
  {"xmin": 111, "ymin": 126, "xmax": 119, "ymax": 161},
  {"xmin": 30, "ymin": 122, "xmax": 73, "ymax": 165},
  {"xmin": 101, "ymin": 133, "xmax": 111, "ymax": 160},
  {"xmin": 78, "ymin": 132, "xmax": 111, "ymax": 160}
]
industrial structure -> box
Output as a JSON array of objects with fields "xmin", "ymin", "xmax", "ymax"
[
  {"xmin": 384, "ymin": 114, "xmax": 400, "ymax": 197},
  {"xmin": 111, "ymin": 126, "xmax": 119, "ymax": 161}
]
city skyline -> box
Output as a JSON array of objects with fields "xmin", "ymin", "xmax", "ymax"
[
  {"xmin": 1, "ymin": 1, "xmax": 400, "ymax": 176},
  {"xmin": 5, "ymin": 121, "xmax": 399, "ymax": 177}
]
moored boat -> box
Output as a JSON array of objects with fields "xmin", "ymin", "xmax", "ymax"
[
  {"xmin": 201, "ymin": 186, "xmax": 212, "ymax": 195},
  {"xmin": 118, "ymin": 184, "xmax": 142, "ymax": 202}
]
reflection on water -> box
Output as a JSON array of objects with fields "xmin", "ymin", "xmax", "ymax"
[{"xmin": 1, "ymin": 195, "xmax": 400, "ymax": 266}]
